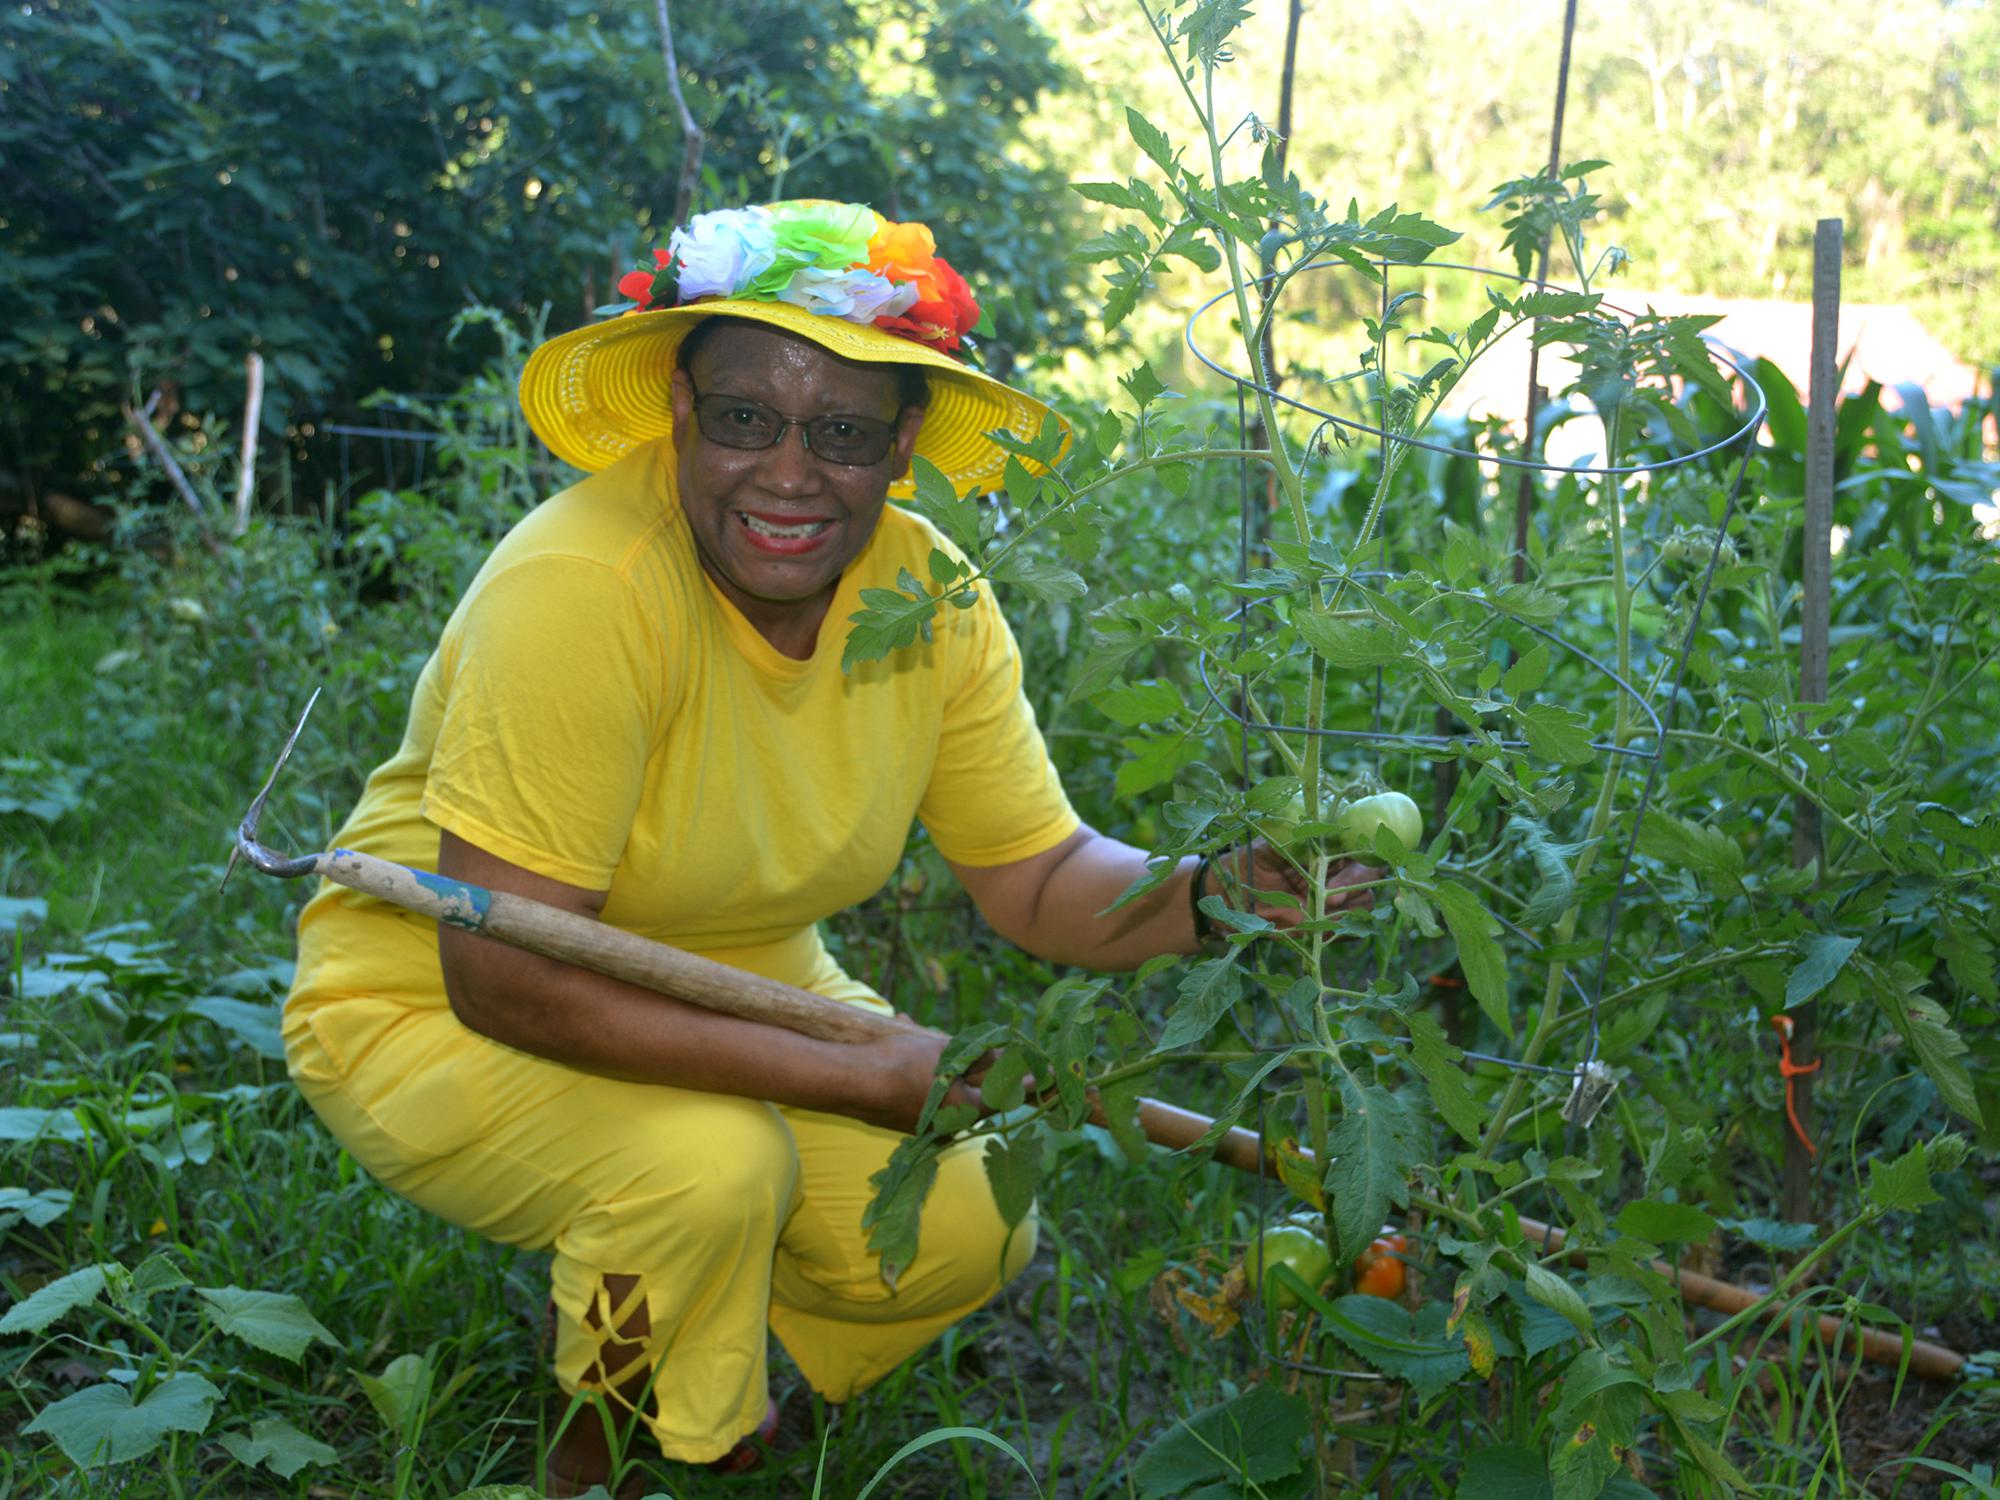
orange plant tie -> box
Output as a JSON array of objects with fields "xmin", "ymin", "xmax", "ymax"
[{"xmin": 1769, "ymin": 1014, "xmax": 1820, "ymax": 1158}]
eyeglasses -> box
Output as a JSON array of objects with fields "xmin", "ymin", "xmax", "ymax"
[{"xmin": 688, "ymin": 386, "xmax": 900, "ymax": 466}]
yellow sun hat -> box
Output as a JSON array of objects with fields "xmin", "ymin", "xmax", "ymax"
[{"xmin": 518, "ymin": 199, "xmax": 1068, "ymax": 498}]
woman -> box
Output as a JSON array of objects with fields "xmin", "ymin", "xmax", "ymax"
[{"xmin": 282, "ymin": 198, "xmax": 1368, "ymax": 1493}]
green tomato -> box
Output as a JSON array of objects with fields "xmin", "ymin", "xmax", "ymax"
[
  {"xmin": 1251, "ymin": 1223, "xmax": 1333, "ymax": 1310},
  {"xmin": 1337, "ymin": 790, "xmax": 1424, "ymax": 860},
  {"xmin": 1253, "ymin": 790, "xmax": 1326, "ymax": 860}
]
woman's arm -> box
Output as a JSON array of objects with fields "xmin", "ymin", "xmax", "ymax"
[
  {"xmin": 434, "ymin": 830, "xmax": 971, "ymax": 1132},
  {"xmin": 946, "ymin": 824, "xmax": 1373, "ymax": 972}
]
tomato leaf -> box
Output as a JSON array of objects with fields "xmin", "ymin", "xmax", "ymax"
[
  {"xmin": 1154, "ymin": 957, "xmax": 1242, "ymax": 1053},
  {"xmin": 1614, "ymin": 1199, "xmax": 1717, "ymax": 1245},
  {"xmin": 1125, "ymin": 106, "xmax": 1176, "ymax": 172},
  {"xmin": 1938, "ymin": 917, "xmax": 1997, "ymax": 1001},
  {"xmin": 1432, "ymin": 881, "xmax": 1512, "ymax": 1039},
  {"xmin": 1636, "ymin": 813, "xmax": 1746, "ymax": 893},
  {"xmin": 1095, "ymin": 1073, "xmax": 1151, "ymax": 1165},
  {"xmin": 1091, "ymin": 680, "xmax": 1184, "ymax": 726},
  {"xmin": 987, "ymin": 556, "xmax": 1086, "ymax": 603},
  {"xmin": 904, "ymin": 456, "xmax": 983, "ymax": 555},
  {"xmin": 863, "ymin": 1133, "xmax": 942, "ymax": 1289},
  {"xmin": 1295, "ymin": 612, "xmax": 1407, "ymax": 668},
  {"xmin": 1786, "ymin": 932, "xmax": 1862, "ymax": 1006},
  {"xmin": 1453, "ymin": 1444, "xmax": 1553, "ymax": 1499},
  {"xmin": 1522, "ymin": 1264, "xmax": 1595, "ymax": 1343},
  {"xmin": 1858, "ymin": 959, "xmax": 1983, "ymax": 1123},
  {"xmin": 1315, "ymin": 1296, "xmax": 1470, "ymax": 1402},
  {"xmin": 1324, "ymin": 1082, "xmax": 1420, "ymax": 1262},
  {"xmin": 1508, "ymin": 702, "xmax": 1595, "ymax": 766},
  {"xmin": 1407, "ymin": 1009, "xmax": 1484, "ymax": 1143},
  {"xmin": 982, "ymin": 1127, "xmax": 1043, "ymax": 1230},
  {"xmin": 1511, "ymin": 817, "xmax": 1581, "ymax": 926},
  {"xmin": 1502, "ymin": 642, "xmax": 1551, "ymax": 697}
]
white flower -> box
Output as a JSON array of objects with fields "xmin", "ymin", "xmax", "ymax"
[
  {"xmin": 669, "ymin": 207, "xmax": 778, "ymax": 301},
  {"xmin": 774, "ymin": 267, "xmax": 920, "ymax": 323}
]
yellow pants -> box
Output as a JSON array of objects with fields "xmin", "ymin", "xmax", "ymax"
[{"xmin": 284, "ymin": 996, "xmax": 1035, "ymax": 1463}]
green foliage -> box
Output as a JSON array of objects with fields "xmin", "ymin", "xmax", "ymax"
[{"xmin": 1, "ymin": 0, "xmax": 1081, "ymax": 496}]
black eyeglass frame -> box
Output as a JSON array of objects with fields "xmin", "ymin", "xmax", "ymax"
[{"xmin": 686, "ymin": 383, "xmax": 905, "ymax": 467}]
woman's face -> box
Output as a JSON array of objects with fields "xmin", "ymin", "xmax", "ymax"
[{"xmin": 670, "ymin": 324, "xmax": 924, "ymax": 652}]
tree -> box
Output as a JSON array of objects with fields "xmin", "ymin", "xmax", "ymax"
[{"xmin": 0, "ymin": 0, "xmax": 1082, "ymax": 508}]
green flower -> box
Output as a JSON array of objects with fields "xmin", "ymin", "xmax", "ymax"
[{"xmin": 745, "ymin": 200, "xmax": 876, "ymax": 297}]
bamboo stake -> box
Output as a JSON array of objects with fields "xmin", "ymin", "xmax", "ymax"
[
  {"xmin": 1785, "ymin": 218, "xmax": 1842, "ymax": 1225},
  {"xmin": 1194, "ymin": 1113, "xmax": 1962, "ymax": 1382}
]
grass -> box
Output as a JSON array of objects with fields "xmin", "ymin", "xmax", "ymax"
[
  {"xmin": 4, "ymin": 502, "xmax": 1996, "ymax": 1496},
  {"xmin": 0, "ymin": 559, "xmax": 1266, "ymax": 1498}
]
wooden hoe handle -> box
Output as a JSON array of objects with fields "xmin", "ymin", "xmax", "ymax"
[{"xmin": 305, "ymin": 844, "xmax": 1963, "ymax": 1383}]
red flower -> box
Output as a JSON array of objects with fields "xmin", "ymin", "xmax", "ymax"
[
  {"xmin": 616, "ymin": 248, "xmax": 676, "ymax": 310},
  {"xmin": 874, "ymin": 255, "xmax": 980, "ymax": 354}
]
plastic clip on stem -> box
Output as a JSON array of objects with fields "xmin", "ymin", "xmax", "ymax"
[{"xmin": 1770, "ymin": 1013, "xmax": 1820, "ymax": 1158}]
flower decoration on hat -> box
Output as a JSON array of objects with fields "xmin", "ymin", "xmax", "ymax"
[{"xmin": 616, "ymin": 200, "xmax": 986, "ymax": 358}]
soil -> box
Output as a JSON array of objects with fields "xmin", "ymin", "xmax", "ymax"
[{"xmin": 1844, "ymin": 1305, "xmax": 2000, "ymax": 1496}]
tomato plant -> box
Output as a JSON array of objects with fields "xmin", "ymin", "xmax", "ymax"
[{"xmin": 846, "ymin": 2, "xmax": 1997, "ymax": 1491}]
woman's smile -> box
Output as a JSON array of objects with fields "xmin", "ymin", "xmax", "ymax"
[{"xmin": 671, "ymin": 323, "xmax": 925, "ymax": 656}]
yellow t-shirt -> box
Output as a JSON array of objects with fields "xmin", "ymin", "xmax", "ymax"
[{"xmin": 286, "ymin": 438, "xmax": 1078, "ymax": 1046}]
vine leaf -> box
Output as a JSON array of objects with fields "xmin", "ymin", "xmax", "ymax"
[
  {"xmin": 0, "ymin": 1264, "xmax": 112, "ymax": 1335},
  {"xmin": 196, "ymin": 1287, "xmax": 336, "ymax": 1364},
  {"xmin": 216, "ymin": 1417, "xmax": 337, "ymax": 1480},
  {"xmin": 23, "ymin": 1374, "xmax": 220, "ymax": 1469}
]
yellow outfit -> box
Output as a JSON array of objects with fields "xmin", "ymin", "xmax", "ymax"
[{"xmin": 283, "ymin": 438, "xmax": 1077, "ymax": 1461}]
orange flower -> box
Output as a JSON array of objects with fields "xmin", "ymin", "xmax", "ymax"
[{"xmin": 865, "ymin": 217, "xmax": 942, "ymax": 302}]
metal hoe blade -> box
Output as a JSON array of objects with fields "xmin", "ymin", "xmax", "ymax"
[{"xmin": 220, "ymin": 687, "xmax": 326, "ymax": 891}]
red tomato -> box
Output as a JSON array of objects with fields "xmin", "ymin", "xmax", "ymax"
[{"xmin": 1352, "ymin": 1233, "xmax": 1409, "ymax": 1299}]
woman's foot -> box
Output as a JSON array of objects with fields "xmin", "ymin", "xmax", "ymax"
[
  {"xmin": 541, "ymin": 1397, "xmax": 781, "ymax": 1495},
  {"xmin": 704, "ymin": 1397, "xmax": 781, "ymax": 1475}
]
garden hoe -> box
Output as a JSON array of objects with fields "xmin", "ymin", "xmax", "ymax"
[{"xmin": 227, "ymin": 692, "xmax": 1966, "ymax": 1384}]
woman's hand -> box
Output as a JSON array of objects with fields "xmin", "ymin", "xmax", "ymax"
[
  {"xmin": 851, "ymin": 1022, "xmax": 1009, "ymax": 1135},
  {"xmin": 1218, "ymin": 839, "xmax": 1378, "ymax": 933}
]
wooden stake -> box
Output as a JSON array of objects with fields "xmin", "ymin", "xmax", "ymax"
[
  {"xmin": 123, "ymin": 390, "xmax": 221, "ymax": 555},
  {"xmin": 231, "ymin": 352, "xmax": 264, "ymax": 537},
  {"xmin": 1785, "ymin": 218, "xmax": 1841, "ymax": 1227}
]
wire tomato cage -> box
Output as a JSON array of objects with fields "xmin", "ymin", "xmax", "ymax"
[{"xmin": 1181, "ymin": 256, "xmax": 1768, "ymax": 1376}]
